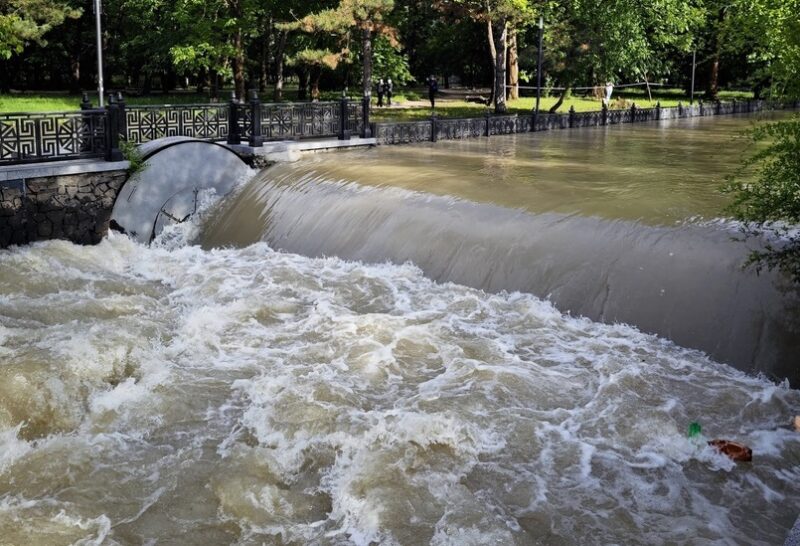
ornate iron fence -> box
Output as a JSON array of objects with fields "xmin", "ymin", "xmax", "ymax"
[
  {"xmin": 260, "ymin": 102, "xmax": 340, "ymax": 140},
  {"xmin": 0, "ymin": 110, "xmax": 107, "ymax": 165},
  {"xmin": 125, "ymin": 103, "xmax": 230, "ymax": 144},
  {"xmin": 1, "ymin": 97, "xmax": 795, "ymax": 164}
]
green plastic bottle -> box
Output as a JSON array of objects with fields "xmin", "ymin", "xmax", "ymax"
[{"xmin": 688, "ymin": 422, "xmax": 702, "ymax": 439}]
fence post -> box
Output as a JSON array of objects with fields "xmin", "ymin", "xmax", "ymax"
[
  {"xmin": 105, "ymin": 94, "xmax": 124, "ymax": 161},
  {"xmin": 338, "ymin": 91, "xmax": 350, "ymax": 140},
  {"xmin": 678, "ymin": 102, "xmax": 683, "ymax": 117},
  {"xmin": 568, "ymin": 106, "xmax": 575, "ymax": 128},
  {"xmin": 227, "ymin": 92, "xmax": 241, "ymax": 145},
  {"xmin": 248, "ymin": 89, "xmax": 263, "ymax": 147},
  {"xmin": 699, "ymin": 100, "xmax": 704, "ymax": 116},
  {"xmin": 655, "ymin": 101, "xmax": 661, "ymax": 121},
  {"xmin": 431, "ymin": 114, "xmax": 437, "ymax": 142},
  {"xmin": 485, "ymin": 110, "xmax": 491, "ymax": 137},
  {"xmin": 715, "ymin": 100, "xmax": 721, "ymax": 115},
  {"xmin": 601, "ymin": 103, "xmax": 608, "ymax": 126},
  {"xmin": 361, "ymin": 96, "xmax": 371, "ymax": 138},
  {"xmin": 116, "ymin": 92, "xmax": 127, "ymax": 140},
  {"xmin": 630, "ymin": 102, "xmax": 636, "ymax": 123},
  {"xmin": 79, "ymin": 93, "xmax": 93, "ymax": 153}
]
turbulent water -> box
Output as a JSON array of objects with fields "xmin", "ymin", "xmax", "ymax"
[
  {"xmin": 1, "ymin": 114, "xmax": 800, "ymax": 544},
  {"xmin": 203, "ymin": 113, "xmax": 800, "ymax": 383}
]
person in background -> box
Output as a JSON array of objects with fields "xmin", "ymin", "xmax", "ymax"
[
  {"xmin": 386, "ymin": 78, "xmax": 394, "ymax": 106},
  {"xmin": 376, "ymin": 78, "xmax": 385, "ymax": 107},
  {"xmin": 427, "ymin": 76, "xmax": 438, "ymax": 109},
  {"xmin": 604, "ymin": 81, "xmax": 614, "ymax": 107}
]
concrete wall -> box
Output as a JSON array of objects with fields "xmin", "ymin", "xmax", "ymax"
[{"xmin": 0, "ymin": 169, "xmax": 127, "ymax": 247}]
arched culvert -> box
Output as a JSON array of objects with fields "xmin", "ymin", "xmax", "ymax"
[{"xmin": 111, "ymin": 137, "xmax": 252, "ymax": 243}]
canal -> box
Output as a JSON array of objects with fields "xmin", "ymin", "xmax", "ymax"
[{"xmin": 0, "ymin": 112, "xmax": 798, "ymax": 544}]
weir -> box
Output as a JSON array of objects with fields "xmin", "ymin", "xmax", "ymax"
[{"xmin": 202, "ymin": 113, "xmax": 800, "ymax": 386}]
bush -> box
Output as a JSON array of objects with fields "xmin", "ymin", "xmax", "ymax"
[{"xmin": 723, "ymin": 116, "xmax": 800, "ymax": 282}]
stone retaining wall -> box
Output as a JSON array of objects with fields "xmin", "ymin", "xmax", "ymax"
[
  {"xmin": 0, "ymin": 170, "xmax": 127, "ymax": 247},
  {"xmin": 373, "ymin": 99, "xmax": 800, "ymax": 145}
]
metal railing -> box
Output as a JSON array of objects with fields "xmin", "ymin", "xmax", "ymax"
[
  {"xmin": 0, "ymin": 109, "xmax": 107, "ymax": 165},
  {"xmin": 0, "ymin": 91, "xmax": 371, "ymax": 166},
  {"xmin": 2, "ymin": 95, "xmax": 797, "ymax": 165}
]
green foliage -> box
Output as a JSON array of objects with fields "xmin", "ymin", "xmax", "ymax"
[
  {"xmin": 723, "ymin": 116, "xmax": 800, "ymax": 282},
  {"xmin": 0, "ymin": 0, "xmax": 80, "ymax": 59},
  {"xmin": 368, "ymin": 34, "xmax": 412, "ymax": 85},
  {"xmin": 120, "ymin": 139, "xmax": 147, "ymax": 177}
]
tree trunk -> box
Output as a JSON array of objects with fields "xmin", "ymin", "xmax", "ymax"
[
  {"xmin": 486, "ymin": 19, "xmax": 495, "ymax": 108},
  {"xmin": 549, "ymin": 87, "xmax": 569, "ymax": 113},
  {"xmin": 230, "ymin": 0, "xmax": 245, "ymax": 99},
  {"xmin": 507, "ymin": 29, "xmax": 518, "ymax": 100},
  {"xmin": 362, "ymin": 27, "xmax": 373, "ymax": 99},
  {"xmin": 273, "ymin": 30, "xmax": 287, "ymax": 101},
  {"xmin": 298, "ymin": 67, "xmax": 308, "ymax": 100},
  {"xmin": 68, "ymin": 16, "xmax": 82, "ymax": 95},
  {"xmin": 491, "ymin": 20, "xmax": 508, "ymax": 113},
  {"xmin": 233, "ymin": 31, "xmax": 246, "ymax": 98},
  {"xmin": 259, "ymin": 17, "xmax": 271, "ymax": 92},
  {"xmin": 0, "ymin": 60, "xmax": 9, "ymax": 93},
  {"xmin": 210, "ymin": 72, "xmax": 219, "ymax": 100},
  {"xmin": 706, "ymin": 8, "xmax": 724, "ymax": 100},
  {"xmin": 707, "ymin": 56, "xmax": 720, "ymax": 99},
  {"xmin": 310, "ymin": 66, "xmax": 322, "ymax": 101}
]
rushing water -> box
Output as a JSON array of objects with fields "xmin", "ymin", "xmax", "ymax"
[
  {"xmin": 1, "ymin": 114, "xmax": 799, "ymax": 544},
  {"xmin": 203, "ymin": 112, "xmax": 800, "ymax": 384}
]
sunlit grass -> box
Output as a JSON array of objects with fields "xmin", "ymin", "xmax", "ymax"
[{"xmin": 0, "ymin": 87, "xmax": 754, "ymax": 121}]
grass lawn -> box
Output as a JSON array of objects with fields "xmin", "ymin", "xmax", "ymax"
[
  {"xmin": 371, "ymin": 88, "xmax": 755, "ymax": 121},
  {"xmin": 0, "ymin": 87, "xmax": 754, "ymax": 121}
]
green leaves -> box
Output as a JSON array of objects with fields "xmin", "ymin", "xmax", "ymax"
[
  {"xmin": 0, "ymin": 0, "xmax": 80, "ymax": 59},
  {"xmin": 724, "ymin": 116, "xmax": 800, "ymax": 282}
]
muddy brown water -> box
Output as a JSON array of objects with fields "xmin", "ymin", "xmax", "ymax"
[{"xmin": 0, "ymin": 112, "xmax": 798, "ymax": 545}]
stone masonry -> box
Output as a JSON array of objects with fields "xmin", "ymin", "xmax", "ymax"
[{"xmin": 0, "ymin": 170, "xmax": 127, "ymax": 247}]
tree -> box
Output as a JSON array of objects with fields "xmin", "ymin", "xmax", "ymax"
[
  {"xmin": 435, "ymin": 0, "xmax": 536, "ymax": 113},
  {"xmin": 0, "ymin": 0, "xmax": 79, "ymax": 60},
  {"xmin": 724, "ymin": 117, "xmax": 800, "ymax": 283},
  {"xmin": 289, "ymin": 0, "xmax": 397, "ymax": 99},
  {"xmin": 543, "ymin": 0, "xmax": 700, "ymax": 111}
]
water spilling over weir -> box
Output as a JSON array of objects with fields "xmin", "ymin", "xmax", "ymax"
[{"xmin": 1, "ymin": 113, "xmax": 799, "ymax": 544}]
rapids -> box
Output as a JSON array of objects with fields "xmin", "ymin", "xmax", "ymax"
[{"xmin": 0, "ymin": 113, "xmax": 799, "ymax": 544}]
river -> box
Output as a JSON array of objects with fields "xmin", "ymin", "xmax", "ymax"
[{"xmin": 1, "ymin": 113, "xmax": 798, "ymax": 544}]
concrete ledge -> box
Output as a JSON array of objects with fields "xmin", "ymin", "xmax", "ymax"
[
  {"xmin": 0, "ymin": 159, "xmax": 130, "ymax": 183},
  {"xmin": 227, "ymin": 137, "xmax": 376, "ymax": 162}
]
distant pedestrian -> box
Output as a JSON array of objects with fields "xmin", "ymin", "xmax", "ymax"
[
  {"xmin": 376, "ymin": 78, "xmax": 385, "ymax": 107},
  {"xmin": 427, "ymin": 76, "xmax": 438, "ymax": 109},
  {"xmin": 603, "ymin": 81, "xmax": 614, "ymax": 106},
  {"xmin": 385, "ymin": 78, "xmax": 394, "ymax": 106}
]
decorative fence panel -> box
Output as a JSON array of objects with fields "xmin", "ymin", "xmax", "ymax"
[
  {"xmin": 125, "ymin": 104, "xmax": 230, "ymax": 144},
  {"xmin": 0, "ymin": 110, "xmax": 107, "ymax": 165},
  {"xmin": 436, "ymin": 117, "xmax": 485, "ymax": 140},
  {"xmin": 2, "ymin": 98, "xmax": 797, "ymax": 165},
  {"xmin": 259, "ymin": 102, "xmax": 339, "ymax": 140}
]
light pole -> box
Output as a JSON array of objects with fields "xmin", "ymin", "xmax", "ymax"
[
  {"xmin": 533, "ymin": 16, "xmax": 544, "ymax": 130},
  {"xmin": 94, "ymin": 0, "xmax": 105, "ymax": 107}
]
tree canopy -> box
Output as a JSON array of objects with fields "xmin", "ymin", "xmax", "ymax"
[{"xmin": 1, "ymin": 0, "xmax": 797, "ymax": 109}]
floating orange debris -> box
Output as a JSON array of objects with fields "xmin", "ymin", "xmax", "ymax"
[{"xmin": 708, "ymin": 440, "xmax": 752, "ymax": 462}]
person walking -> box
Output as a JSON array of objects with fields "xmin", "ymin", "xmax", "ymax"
[
  {"xmin": 376, "ymin": 78, "xmax": 385, "ymax": 107},
  {"xmin": 603, "ymin": 81, "xmax": 614, "ymax": 107},
  {"xmin": 385, "ymin": 78, "xmax": 394, "ymax": 106},
  {"xmin": 427, "ymin": 76, "xmax": 438, "ymax": 109}
]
